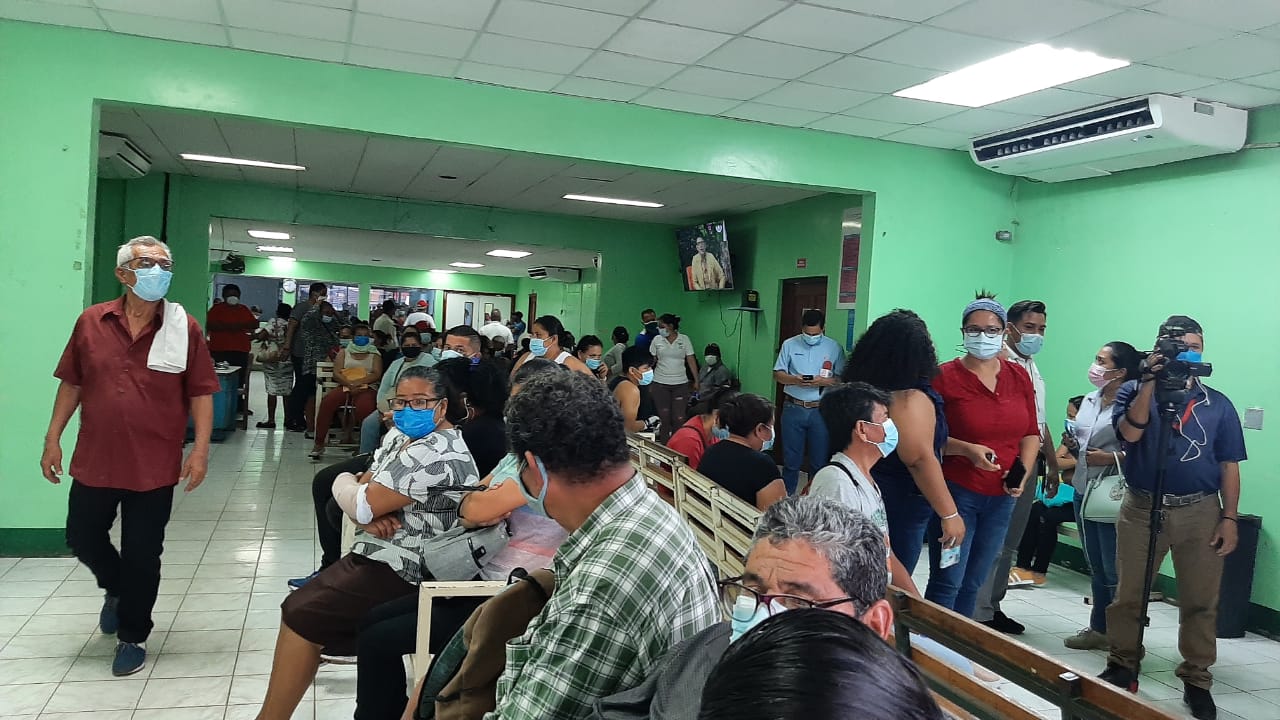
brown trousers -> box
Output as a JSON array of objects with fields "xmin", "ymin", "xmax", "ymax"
[{"xmin": 1106, "ymin": 490, "xmax": 1223, "ymax": 689}]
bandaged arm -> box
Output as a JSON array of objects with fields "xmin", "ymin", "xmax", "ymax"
[{"xmin": 332, "ymin": 472, "xmax": 375, "ymax": 525}]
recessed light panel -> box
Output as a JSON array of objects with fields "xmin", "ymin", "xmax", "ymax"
[
  {"xmin": 182, "ymin": 153, "xmax": 306, "ymax": 171},
  {"xmin": 894, "ymin": 44, "xmax": 1129, "ymax": 108},
  {"xmin": 563, "ymin": 193, "xmax": 664, "ymax": 208},
  {"xmin": 486, "ymin": 249, "xmax": 533, "ymax": 259},
  {"xmin": 450, "ymin": 262, "xmax": 485, "ymax": 268},
  {"xmin": 248, "ymin": 230, "xmax": 292, "ymax": 241}
]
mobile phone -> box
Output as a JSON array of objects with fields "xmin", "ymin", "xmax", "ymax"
[
  {"xmin": 940, "ymin": 545, "xmax": 961, "ymax": 569},
  {"xmin": 802, "ymin": 374, "xmax": 814, "ymax": 382},
  {"xmin": 1003, "ymin": 458, "xmax": 1027, "ymax": 489}
]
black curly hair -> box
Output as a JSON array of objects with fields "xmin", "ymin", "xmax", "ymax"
[
  {"xmin": 506, "ymin": 370, "xmax": 630, "ymax": 484},
  {"xmin": 434, "ymin": 357, "xmax": 510, "ymax": 418},
  {"xmin": 842, "ymin": 309, "xmax": 939, "ymax": 391}
]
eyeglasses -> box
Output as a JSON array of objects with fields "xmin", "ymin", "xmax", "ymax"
[
  {"xmin": 962, "ymin": 326, "xmax": 1004, "ymax": 339},
  {"xmin": 718, "ymin": 578, "xmax": 861, "ymax": 618},
  {"xmin": 122, "ymin": 257, "xmax": 173, "ymax": 271},
  {"xmin": 389, "ymin": 396, "xmax": 442, "ymax": 411}
]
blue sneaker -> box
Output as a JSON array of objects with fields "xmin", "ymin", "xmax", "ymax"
[
  {"xmin": 99, "ymin": 594, "xmax": 120, "ymax": 635},
  {"xmin": 287, "ymin": 570, "xmax": 321, "ymax": 591},
  {"xmin": 112, "ymin": 641, "xmax": 146, "ymax": 676}
]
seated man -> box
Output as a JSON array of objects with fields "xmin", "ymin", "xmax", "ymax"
[
  {"xmin": 486, "ymin": 371, "xmax": 720, "ymax": 719},
  {"xmin": 589, "ymin": 496, "xmax": 894, "ymax": 720},
  {"xmin": 609, "ymin": 345, "xmax": 659, "ymax": 434}
]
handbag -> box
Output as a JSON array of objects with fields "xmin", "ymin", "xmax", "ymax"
[
  {"xmin": 1081, "ymin": 452, "xmax": 1126, "ymax": 523},
  {"xmin": 421, "ymin": 521, "xmax": 512, "ymax": 582}
]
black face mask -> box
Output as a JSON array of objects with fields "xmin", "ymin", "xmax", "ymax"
[
  {"xmin": 400, "ymin": 346, "xmax": 423, "ymax": 359},
  {"xmin": 644, "ymin": 321, "xmax": 659, "ymax": 334}
]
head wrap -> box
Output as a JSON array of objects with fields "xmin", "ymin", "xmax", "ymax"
[{"xmin": 962, "ymin": 297, "xmax": 1007, "ymax": 326}]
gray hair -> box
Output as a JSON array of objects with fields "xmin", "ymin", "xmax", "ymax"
[
  {"xmin": 116, "ymin": 235, "xmax": 172, "ymax": 268},
  {"xmin": 751, "ymin": 496, "xmax": 887, "ymax": 613}
]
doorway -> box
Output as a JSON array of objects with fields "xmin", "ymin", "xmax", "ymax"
[
  {"xmin": 774, "ymin": 277, "xmax": 829, "ymax": 464},
  {"xmin": 527, "ymin": 293, "xmax": 538, "ymax": 324}
]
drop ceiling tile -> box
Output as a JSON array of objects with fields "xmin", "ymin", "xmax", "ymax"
[
  {"xmin": 928, "ymin": 0, "xmax": 1120, "ymax": 43},
  {"xmin": 230, "ymin": 28, "xmax": 347, "ymax": 61},
  {"xmin": 345, "ymin": 45, "xmax": 459, "ymax": 76},
  {"xmin": 752, "ymin": 81, "xmax": 878, "ymax": 113},
  {"xmin": 0, "ymin": 0, "xmax": 96, "ymax": 27},
  {"xmin": 553, "ymin": 76, "xmax": 647, "ymax": 101},
  {"xmin": 351, "ymin": 13, "xmax": 476, "ymax": 57},
  {"xmin": 640, "ymin": 0, "xmax": 787, "ymax": 34},
  {"xmin": 1050, "ymin": 11, "xmax": 1232, "ymax": 62},
  {"xmin": 987, "ymin": 87, "xmax": 1117, "ymax": 115},
  {"xmin": 217, "ymin": 116, "xmax": 299, "ymax": 166},
  {"xmin": 845, "ymin": 94, "xmax": 964, "ymax": 124},
  {"xmin": 1260, "ymin": 23, "xmax": 1280, "ymax": 41},
  {"xmin": 222, "ymin": 0, "xmax": 352, "ymax": 42},
  {"xmin": 574, "ymin": 50, "xmax": 684, "ymax": 85},
  {"xmin": 1060, "ymin": 63, "xmax": 1217, "ymax": 96},
  {"xmin": 423, "ymin": 145, "xmax": 507, "ymax": 183},
  {"xmin": 721, "ymin": 102, "xmax": 827, "ymax": 127},
  {"xmin": 295, "ymin": 128, "xmax": 367, "ymax": 189},
  {"xmin": 928, "ymin": 107, "xmax": 1040, "ymax": 134},
  {"xmin": 1146, "ymin": 0, "xmax": 1280, "ymax": 31},
  {"xmin": 808, "ymin": 114, "xmax": 912, "ymax": 138},
  {"xmin": 350, "ymin": 136, "xmax": 440, "ymax": 195},
  {"xmin": 94, "ymin": 0, "xmax": 221, "ymax": 24},
  {"xmin": 699, "ymin": 37, "xmax": 841, "ymax": 80},
  {"xmin": 802, "ymin": 0, "xmax": 969, "ymax": 22},
  {"xmin": 802, "ymin": 55, "xmax": 942, "ymax": 93},
  {"xmin": 469, "ymin": 33, "xmax": 593, "ymax": 74},
  {"xmin": 858, "ymin": 26, "xmax": 1020, "ymax": 72},
  {"xmin": 881, "ymin": 125, "xmax": 972, "ymax": 149},
  {"xmin": 1243, "ymin": 69, "xmax": 1280, "ymax": 90},
  {"xmin": 747, "ymin": 4, "xmax": 910, "ymax": 53},
  {"xmin": 356, "ymin": 0, "xmax": 494, "ymax": 28},
  {"xmin": 604, "ymin": 19, "xmax": 732, "ymax": 64},
  {"xmin": 662, "ymin": 66, "xmax": 785, "ymax": 101},
  {"xmin": 538, "ymin": 0, "xmax": 648, "ymax": 14},
  {"xmin": 487, "ymin": 0, "xmax": 627, "ymax": 49},
  {"xmin": 141, "ymin": 112, "xmax": 233, "ymax": 161},
  {"xmin": 1147, "ymin": 34, "xmax": 1280, "ymax": 81},
  {"xmin": 1187, "ymin": 81, "xmax": 1280, "ymax": 108},
  {"xmin": 290, "ymin": 0, "xmax": 354, "ymax": 8},
  {"xmin": 634, "ymin": 89, "xmax": 741, "ymax": 115},
  {"xmin": 457, "ymin": 62, "xmax": 565, "ymax": 91},
  {"xmin": 101, "ymin": 11, "xmax": 227, "ymax": 45}
]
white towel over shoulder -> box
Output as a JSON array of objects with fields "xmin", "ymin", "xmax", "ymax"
[{"xmin": 147, "ymin": 300, "xmax": 189, "ymax": 374}]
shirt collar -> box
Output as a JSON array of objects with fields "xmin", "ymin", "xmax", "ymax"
[
  {"xmin": 552, "ymin": 473, "xmax": 645, "ymax": 576},
  {"xmin": 1002, "ymin": 344, "xmax": 1035, "ymax": 371}
]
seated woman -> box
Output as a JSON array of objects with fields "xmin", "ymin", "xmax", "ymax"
[
  {"xmin": 510, "ymin": 314, "xmax": 593, "ymax": 377},
  {"xmin": 311, "ymin": 322, "xmax": 384, "ymax": 459},
  {"xmin": 697, "ymin": 393, "xmax": 786, "ymax": 511},
  {"xmin": 609, "ymin": 345, "xmax": 659, "ymax": 434},
  {"xmin": 576, "ymin": 333, "xmax": 609, "ymax": 380},
  {"xmin": 667, "ymin": 386, "xmax": 738, "ymax": 469},
  {"xmin": 255, "ymin": 365, "xmax": 478, "ymax": 720},
  {"xmin": 435, "ymin": 357, "xmax": 510, "ymax": 477}
]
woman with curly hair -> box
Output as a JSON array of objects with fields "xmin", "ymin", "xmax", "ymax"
[{"xmin": 842, "ymin": 309, "xmax": 964, "ymax": 573}]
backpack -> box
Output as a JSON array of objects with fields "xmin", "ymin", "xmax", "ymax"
[{"xmin": 415, "ymin": 568, "xmax": 557, "ymax": 720}]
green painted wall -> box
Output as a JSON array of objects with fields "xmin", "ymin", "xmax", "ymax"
[{"xmin": 1012, "ymin": 105, "xmax": 1280, "ymax": 616}]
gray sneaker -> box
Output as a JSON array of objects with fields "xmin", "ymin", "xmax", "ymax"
[{"xmin": 1064, "ymin": 627, "xmax": 1108, "ymax": 650}]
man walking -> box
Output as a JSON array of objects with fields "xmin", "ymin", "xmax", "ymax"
[
  {"xmin": 40, "ymin": 236, "xmax": 219, "ymax": 676},
  {"xmin": 282, "ymin": 282, "xmax": 328, "ymax": 432},
  {"xmin": 772, "ymin": 309, "xmax": 845, "ymax": 495},
  {"xmin": 205, "ymin": 282, "xmax": 259, "ymax": 416}
]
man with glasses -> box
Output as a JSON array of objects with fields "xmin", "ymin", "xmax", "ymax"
[
  {"xmin": 41, "ymin": 235, "xmax": 220, "ymax": 677},
  {"xmin": 589, "ymin": 496, "xmax": 892, "ymax": 720}
]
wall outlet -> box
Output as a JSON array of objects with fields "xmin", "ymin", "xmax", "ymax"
[{"xmin": 1243, "ymin": 407, "xmax": 1264, "ymax": 431}]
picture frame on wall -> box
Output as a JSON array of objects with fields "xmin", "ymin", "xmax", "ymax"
[
  {"xmin": 483, "ymin": 302, "xmax": 494, "ymax": 321},
  {"xmin": 463, "ymin": 301, "xmax": 474, "ymax": 327}
]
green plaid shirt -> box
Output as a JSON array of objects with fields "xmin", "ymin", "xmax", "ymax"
[{"xmin": 487, "ymin": 474, "xmax": 719, "ymax": 720}]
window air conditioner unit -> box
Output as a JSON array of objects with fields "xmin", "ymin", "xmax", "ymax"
[
  {"xmin": 970, "ymin": 94, "xmax": 1247, "ymax": 183},
  {"xmin": 97, "ymin": 132, "xmax": 152, "ymax": 179},
  {"xmin": 527, "ymin": 266, "xmax": 581, "ymax": 282}
]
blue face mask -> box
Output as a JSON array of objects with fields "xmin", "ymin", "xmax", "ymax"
[
  {"xmin": 1065, "ymin": 418, "xmax": 1077, "ymax": 435},
  {"xmin": 712, "ymin": 425, "xmax": 730, "ymax": 441},
  {"xmin": 1015, "ymin": 333, "xmax": 1044, "ymax": 356},
  {"xmin": 393, "ymin": 406, "xmax": 439, "ymax": 439},
  {"xmin": 864, "ymin": 418, "xmax": 899, "ymax": 458},
  {"xmin": 963, "ymin": 333, "xmax": 1004, "ymax": 360},
  {"xmin": 729, "ymin": 595, "xmax": 785, "ymax": 643},
  {"xmin": 322, "ymin": 315, "xmax": 335, "ymax": 324},
  {"xmin": 802, "ymin": 333, "xmax": 822, "ymax": 346},
  {"xmin": 639, "ymin": 369, "xmax": 654, "ymax": 386},
  {"xmin": 529, "ymin": 338, "xmax": 548, "ymax": 357},
  {"xmin": 517, "ymin": 456, "xmax": 551, "ymax": 518},
  {"xmin": 1177, "ymin": 350, "xmax": 1203, "ymax": 363},
  {"xmin": 761, "ymin": 425, "xmax": 775, "ymax": 451},
  {"xmin": 586, "ymin": 358, "xmax": 602, "ymax": 370},
  {"xmin": 129, "ymin": 265, "xmax": 172, "ymax": 302},
  {"xmin": 352, "ymin": 335, "xmax": 371, "ymax": 347}
]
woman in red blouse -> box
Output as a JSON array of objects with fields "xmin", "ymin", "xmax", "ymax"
[
  {"xmin": 925, "ymin": 294, "xmax": 1041, "ymax": 618},
  {"xmin": 667, "ymin": 387, "xmax": 738, "ymax": 469}
]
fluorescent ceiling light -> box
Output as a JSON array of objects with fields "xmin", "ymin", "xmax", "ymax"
[
  {"xmin": 268, "ymin": 256, "xmax": 296, "ymax": 263},
  {"xmin": 248, "ymin": 230, "xmax": 292, "ymax": 241},
  {"xmin": 181, "ymin": 153, "xmax": 306, "ymax": 171},
  {"xmin": 486, "ymin": 249, "xmax": 533, "ymax": 259},
  {"xmin": 563, "ymin": 193, "xmax": 664, "ymax": 208},
  {"xmin": 450, "ymin": 262, "xmax": 484, "ymax": 268},
  {"xmin": 257, "ymin": 245, "xmax": 294, "ymax": 253},
  {"xmin": 893, "ymin": 44, "xmax": 1129, "ymax": 108},
  {"xmin": 431, "ymin": 269, "xmax": 457, "ymax": 274}
]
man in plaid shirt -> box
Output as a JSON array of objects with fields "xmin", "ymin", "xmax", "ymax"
[{"xmin": 488, "ymin": 371, "xmax": 719, "ymax": 720}]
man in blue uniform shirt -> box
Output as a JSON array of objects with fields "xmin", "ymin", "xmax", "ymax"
[
  {"xmin": 1099, "ymin": 316, "xmax": 1245, "ymax": 720},
  {"xmin": 772, "ymin": 309, "xmax": 845, "ymax": 495}
]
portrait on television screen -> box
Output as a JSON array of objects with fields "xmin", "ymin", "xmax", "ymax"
[{"xmin": 678, "ymin": 221, "xmax": 733, "ymax": 291}]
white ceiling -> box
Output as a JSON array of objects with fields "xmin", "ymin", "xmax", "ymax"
[
  {"xmin": 100, "ymin": 105, "xmax": 828, "ymax": 223},
  {"xmin": 9, "ymin": 0, "xmax": 1280, "ymax": 151},
  {"xmin": 211, "ymin": 217, "xmax": 600, "ymax": 277}
]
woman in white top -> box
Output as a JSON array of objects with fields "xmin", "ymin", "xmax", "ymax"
[
  {"xmin": 649, "ymin": 313, "xmax": 699, "ymax": 442},
  {"xmin": 509, "ymin": 314, "xmax": 593, "ymax": 378},
  {"xmin": 1060, "ymin": 341, "xmax": 1141, "ymax": 651},
  {"xmin": 311, "ymin": 322, "xmax": 383, "ymax": 459}
]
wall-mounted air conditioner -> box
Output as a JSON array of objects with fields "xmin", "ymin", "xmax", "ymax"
[
  {"xmin": 98, "ymin": 132, "xmax": 152, "ymax": 179},
  {"xmin": 527, "ymin": 266, "xmax": 581, "ymax": 282},
  {"xmin": 970, "ymin": 94, "xmax": 1247, "ymax": 182}
]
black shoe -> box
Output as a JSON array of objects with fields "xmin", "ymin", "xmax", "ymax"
[
  {"xmin": 1098, "ymin": 664, "xmax": 1136, "ymax": 691},
  {"xmin": 980, "ymin": 610, "xmax": 1025, "ymax": 635},
  {"xmin": 1184, "ymin": 684, "xmax": 1216, "ymax": 720}
]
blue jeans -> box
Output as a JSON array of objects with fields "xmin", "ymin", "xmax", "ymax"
[
  {"xmin": 359, "ymin": 412, "xmax": 383, "ymax": 455},
  {"xmin": 879, "ymin": 477, "xmax": 935, "ymax": 574},
  {"xmin": 925, "ymin": 483, "xmax": 1015, "ymax": 617},
  {"xmin": 780, "ymin": 402, "xmax": 828, "ymax": 495},
  {"xmin": 1073, "ymin": 495, "xmax": 1118, "ymax": 632}
]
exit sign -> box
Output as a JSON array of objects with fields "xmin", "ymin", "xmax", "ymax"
[{"xmin": 796, "ymin": 258, "xmax": 807, "ymax": 268}]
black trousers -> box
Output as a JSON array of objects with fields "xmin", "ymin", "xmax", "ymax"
[
  {"xmin": 353, "ymin": 593, "xmax": 485, "ymax": 720},
  {"xmin": 65, "ymin": 480, "xmax": 174, "ymax": 644},
  {"xmin": 210, "ymin": 350, "xmax": 250, "ymax": 410},
  {"xmin": 286, "ymin": 354, "xmax": 312, "ymax": 428},
  {"xmin": 1016, "ymin": 501, "xmax": 1077, "ymax": 574},
  {"xmin": 312, "ymin": 455, "xmax": 372, "ymax": 569}
]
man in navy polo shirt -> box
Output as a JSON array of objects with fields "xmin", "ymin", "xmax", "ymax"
[
  {"xmin": 1099, "ymin": 316, "xmax": 1245, "ymax": 720},
  {"xmin": 772, "ymin": 309, "xmax": 845, "ymax": 495}
]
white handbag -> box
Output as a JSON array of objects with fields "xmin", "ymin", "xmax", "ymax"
[{"xmin": 1081, "ymin": 452, "xmax": 1126, "ymax": 523}]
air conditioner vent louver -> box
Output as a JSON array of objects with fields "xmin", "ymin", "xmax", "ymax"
[{"xmin": 527, "ymin": 266, "xmax": 581, "ymax": 282}]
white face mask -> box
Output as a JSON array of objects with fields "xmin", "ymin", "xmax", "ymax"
[
  {"xmin": 704, "ymin": 355, "xmax": 718, "ymax": 366},
  {"xmin": 226, "ymin": 296, "xmax": 240, "ymax": 306}
]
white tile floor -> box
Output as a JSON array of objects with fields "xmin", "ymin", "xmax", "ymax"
[{"xmin": 2, "ymin": 374, "xmax": 1278, "ymax": 719}]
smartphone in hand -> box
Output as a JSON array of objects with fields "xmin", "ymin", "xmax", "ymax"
[{"xmin": 1003, "ymin": 459, "xmax": 1027, "ymax": 489}]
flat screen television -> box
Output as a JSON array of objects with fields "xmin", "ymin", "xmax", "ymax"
[{"xmin": 677, "ymin": 220, "xmax": 734, "ymax": 291}]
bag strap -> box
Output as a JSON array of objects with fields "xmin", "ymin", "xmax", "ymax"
[{"xmin": 825, "ymin": 461, "xmax": 863, "ymax": 489}]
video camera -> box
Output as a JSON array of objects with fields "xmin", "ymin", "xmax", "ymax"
[{"xmin": 1150, "ymin": 322, "xmax": 1212, "ymax": 403}]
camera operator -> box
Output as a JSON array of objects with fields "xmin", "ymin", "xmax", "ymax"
[{"xmin": 1098, "ymin": 316, "xmax": 1246, "ymax": 720}]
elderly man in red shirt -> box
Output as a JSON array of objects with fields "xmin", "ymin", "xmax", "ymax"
[
  {"xmin": 40, "ymin": 235, "xmax": 220, "ymax": 677},
  {"xmin": 206, "ymin": 282, "xmax": 260, "ymax": 415}
]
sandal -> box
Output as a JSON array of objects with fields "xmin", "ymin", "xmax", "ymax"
[
  {"xmin": 256, "ymin": 421, "xmax": 276, "ymax": 429},
  {"xmin": 308, "ymin": 448, "xmax": 324, "ymax": 460}
]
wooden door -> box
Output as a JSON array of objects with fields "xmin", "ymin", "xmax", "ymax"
[
  {"xmin": 773, "ymin": 277, "xmax": 829, "ymax": 462},
  {"xmin": 527, "ymin": 293, "xmax": 538, "ymax": 323}
]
